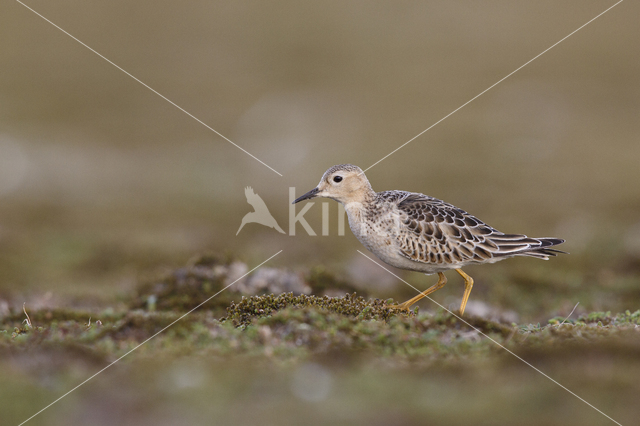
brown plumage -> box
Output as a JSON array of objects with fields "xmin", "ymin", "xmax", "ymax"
[
  {"xmin": 391, "ymin": 192, "xmax": 565, "ymax": 265},
  {"xmin": 293, "ymin": 164, "xmax": 566, "ymax": 315}
]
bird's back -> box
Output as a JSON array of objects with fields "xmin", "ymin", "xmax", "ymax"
[{"xmin": 348, "ymin": 190, "xmax": 564, "ymax": 274}]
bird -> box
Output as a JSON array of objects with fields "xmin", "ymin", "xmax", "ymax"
[
  {"xmin": 292, "ymin": 164, "xmax": 565, "ymax": 315},
  {"xmin": 237, "ymin": 186, "xmax": 285, "ymax": 235}
]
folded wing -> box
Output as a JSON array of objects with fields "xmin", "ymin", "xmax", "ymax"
[{"xmin": 388, "ymin": 192, "xmax": 565, "ymax": 266}]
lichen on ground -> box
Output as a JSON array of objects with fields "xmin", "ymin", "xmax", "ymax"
[
  {"xmin": 129, "ymin": 254, "xmax": 361, "ymax": 316},
  {"xmin": 1, "ymin": 255, "xmax": 639, "ymax": 386}
]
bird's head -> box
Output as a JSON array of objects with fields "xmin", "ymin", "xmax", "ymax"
[{"xmin": 292, "ymin": 164, "xmax": 373, "ymax": 205}]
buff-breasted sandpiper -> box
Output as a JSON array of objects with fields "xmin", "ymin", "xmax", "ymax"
[{"xmin": 293, "ymin": 164, "xmax": 565, "ymax": 315}]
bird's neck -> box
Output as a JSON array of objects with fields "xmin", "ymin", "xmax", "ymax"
[
  {"xmin": 342, "ymin": 189, "xmax": 376, "ymax": 220},
  {"xmin": 342, "ymin": 185, "xmax": 375, "ymax": 205}
]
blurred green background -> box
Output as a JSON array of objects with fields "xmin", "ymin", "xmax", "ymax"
[
  {"xmin": 2, "ymin": 0, "xmax": 638, "ymax": 316},
  {"xmin": 1, "ymin": 1, "xmax": 639, "ymax": 424}
]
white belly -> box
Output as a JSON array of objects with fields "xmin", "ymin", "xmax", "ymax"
[{"xmin": 346, "ymin": 204, "xmax": 443, "ymax": 274}]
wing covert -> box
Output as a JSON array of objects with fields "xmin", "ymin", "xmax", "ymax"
[{"xmin": 390, "ymin": 192, "xmax": 499, "ymax": 266}]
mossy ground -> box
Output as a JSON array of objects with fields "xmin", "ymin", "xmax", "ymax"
[{"xmin": 2, "ymin": 258, "xmax": 639, "ymax": 426}]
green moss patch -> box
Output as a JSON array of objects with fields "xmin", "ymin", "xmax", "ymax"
[{"xmin": 223, "ymin": 293, "xmax": 404, "ymax": 327}]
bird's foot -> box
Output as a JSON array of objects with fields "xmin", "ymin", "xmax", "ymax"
[{"xmin": 386, "ymin": 302, "xmax": 412, "ymax": 312}]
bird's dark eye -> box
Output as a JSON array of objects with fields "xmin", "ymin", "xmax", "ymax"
[{"xmin": 333, "ymin": 176, "xmax": 343, "ymax": 183}]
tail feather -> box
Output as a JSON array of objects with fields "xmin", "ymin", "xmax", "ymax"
[{"xmin": 489, "ymin": 235, "xmax": 567, "ymax": 260}]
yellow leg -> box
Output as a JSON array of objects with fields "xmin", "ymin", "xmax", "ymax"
[
  {"xmin": 455, "ymin": 269, "xmax": 474, "ymax": 316},
  {"xmin": 392, "ymin": 272, "xmax": 447, "ymax": 311}
]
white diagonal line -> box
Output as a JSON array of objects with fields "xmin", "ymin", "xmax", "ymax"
[
  {"xmin": 15, "ymin": 0, "xmax": 283, "ymax": 177},
  {"xmin": 559, "ymin": 302, "xmax": 579, "ymax": 326},
  {"xmin": 362, "ymin": 0, "xmax": 624, "ymax": 174},
  {"xmin": 18, "ymin": 250, "xmax": 283, "ymax": 426},
  {"xmin": 357, "ymin": 250, "xmax": 622, "ymax": 426}
]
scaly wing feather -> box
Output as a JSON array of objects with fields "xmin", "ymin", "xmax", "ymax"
[{"xmin": 382, "ymin": 191, "xmax": 564, "ymax": 267}]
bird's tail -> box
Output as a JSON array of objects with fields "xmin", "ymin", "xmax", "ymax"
[{"xmin": 488, "ymin": 235, "xmax": 567, "ymax": 260}]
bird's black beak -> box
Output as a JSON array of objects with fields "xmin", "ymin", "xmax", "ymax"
[{"xmin": 292, "ymin": 187, "xmax": 319, "ymax": 204}]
